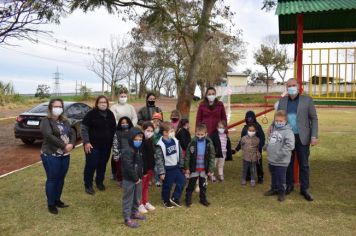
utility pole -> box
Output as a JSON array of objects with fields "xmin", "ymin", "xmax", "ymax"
[
  {"xmin": 102, "ymin": 48, "xmax": 105, "ymax": 95},
  {"xmin": 53, "ymin": 67, "xmax": 62, "ymax": 96}
]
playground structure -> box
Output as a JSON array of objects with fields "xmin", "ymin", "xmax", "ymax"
[{"xmin": 224, "ymin": 0, "xmax": 356, "ymax": 184}]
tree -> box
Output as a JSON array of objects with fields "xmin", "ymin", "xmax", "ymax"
[
  {"xmin": 0, "ymin": 0, "xmax": 63, "ymax": 44},
  {"xmin": 163, "ymin": 77, "xmax": 176, "ymax": 97},
  {"xmin": 35, "ymin": 84, "xmax": 50, "ymax": 98},
  {"xmin": 69, "ymin": 0, "xmax": 236, "ymax": 118},
  {"xmin": 79, "ymin": 85, "xmax": 91, "ymax": 100},
  {"xmin": 89, "ymin": 36, "xmax": 131, "ymax": 100},
  {"xmin": 276, "ymin": 48, "xmax": 292, "ymax": 84}
]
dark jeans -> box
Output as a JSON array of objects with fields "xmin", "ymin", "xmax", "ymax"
[
  {"xmin": 286, "ymin": 134, "xmax": 310, "ymax": 192},
  {"xmin": 269, "ymin": 164, "xmax": 287, "ymax": 194},
  {"xmin": 242, "ymin": 160, "xmax": 257, "ymax": 182},
  {"xmin": 84, "ymin": 147, "xmax": 111, "ymax": 188},
  {"xmin": 41, "ymin": 154, "xmax": 70, "ymax": 205},
  {"xmin": 186, "ymin": 176, "xmax": 207, "ymax": 202},
  {"xmin": 161, "ymin": 166, "xmax": 186, "ymax": 202},
  {"xmin": 246, "ymin": 152, "xmax": 264, "ymax": 180}
]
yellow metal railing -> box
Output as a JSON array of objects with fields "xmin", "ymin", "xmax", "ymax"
[{"xmin": 302, "ymin": 47, "xmax": 356, "ymax": 100}]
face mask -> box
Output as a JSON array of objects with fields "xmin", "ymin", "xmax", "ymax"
[
  {"xmin": 275, "ymin": 122, "xmax": 286, "ymax": 129},
  {"xmin": 171, "ymin": 118, "xmax": 179, "ymax": 123},
  {"xmin": 207, "ymin": 95, "xmax": 216, "ymax": 102},
  {"xmin": 218, "ymin": 128, "xmax": 225, "ymax": 134},
  {"xmin": 52, "ymin": 107, "xmax": 63, "ymax": 117},
  {"xmin": 121, "ymin": 124, "xmax": 129, "ymax": 129},
  {"xmin": 248, "ymin": 131, "xmax": 256, "ymax": 137},
  {"xmin": 148, "ymin": 100, "xmax": 155, "ymax": 106},
  {"xmin": 98, "ymin": 104, "xmax": 107, "ymax": 111},
  {"xmin": 154, "ymin": 127, "xmax": 160, "ymax": 134},
  {"xmin": 168, "ymin": 131, "xmax": 175, "ymax": 139},
  {"xmin": 119, "ymin": 97, "xmax": 127, "ymax": 104},
  {"xmin": 197, "ymin": 136, "xmax": 206, "ymax": 141},
  {"xmin": 287, "ymin": 86, "xmax": 298, "ymax": 96},
  {"xmin": 144, "ymin": 131, "xmax": 154, "ymax": 139},
  {"xmin": 133, "ymin": 140, "xmax": 142, "ymax": 149}
]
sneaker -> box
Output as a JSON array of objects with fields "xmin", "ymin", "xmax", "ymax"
[
  {"xmin": 278, "ymin": 192, "xmax": 286, "ymax": 202},
  {"xmin": 163, "ymin": 201, "xmax": 174, "ymax": 208},
  {"xmin": 170, "ymin": 197, "xmax": 182, "ymax": 207},
  {"xmin": 145, "ymin": 202, "xmax": 156, "ymax": 211},
  {"xmin": 264, "ymin": 189, "xmax": 277, "ymax": 196},
  {"xmin": 96, "ymin": 184, "xmax": 106, "ymax": 191},
  {"xmin": 250, "ymin": 180, "xmax": 256, "ymax": 187},
  {"xmin": 131, "ymin": 212, "xmax": 146, "ymax": 220},
  {"xmin": 241, "ymin": 180, "xmax": 247, "ymax": 185},
  {"xmin": 155, "ymin": 181, "xmax": 162, "ymax": 187},
  {"xmin": 138, "ymin": 204, "xmax": 148, "ymax": 214},
  {"xmin": 48, "ymin": 205, "xmax": 58, "ymax": 214},
  {"xmin": 200, "ymin": 200, "xmax": 210, "ymax": 207},
  {"xmin": 125, "ymin": 219, "xmax": 139, "ymax": 228}
]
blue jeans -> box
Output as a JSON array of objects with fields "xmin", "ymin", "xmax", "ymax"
[
  {"xmin": 41, "ymin": 154, "xmax": 70, "ymax": 205},
  {"xmin": 84, "ymin": 147, "xmax": 111, "ymax": 188},
  {"xmin": 162, "ymin": 166, "xmax": 186, "ymax": 202},
  {"xmin": 286, "ymin": 134, "xmax": 310, "ymax": 192},
  {"xmin": 269, "ymin": 164, "xmax": 287, "ymax": 194}
]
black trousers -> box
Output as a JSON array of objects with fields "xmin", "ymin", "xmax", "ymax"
[{"xmin": 185, "ymin": 176, "xmax": 207, "ymax": 202}]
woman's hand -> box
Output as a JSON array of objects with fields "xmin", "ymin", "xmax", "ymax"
[
  {"xmin": 64, "ymin": 144, "xmax": 74, "ymax": 153},
  {"xmin": 160, "ymin": 174, "xmax": 165, "ymax": 181},
  {"xmin": 135, "ymin": 179, "xmax": 141, "ymax": 184},
  {"xmin": 84, "ymin": 143, "xmax": 93, "ymax": 154}
]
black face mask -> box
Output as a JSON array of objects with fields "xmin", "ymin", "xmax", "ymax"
[
  {"xmin": 171, "ymin": 118, "xmax": 179, "ymax": 123},
  {"xmin": 148, "ymin": 100, "xmax": 155, "ymax": 106}
]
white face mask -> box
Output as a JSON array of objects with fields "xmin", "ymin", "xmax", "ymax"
[
  {"xmin": 154, "ymin": 127, "xmax": 160, "ymax": 134},
  {"xmin": 207, "ymin": 95, "xmax": 216, "ymax": 102},
  {"xmin": 52, "ymin": 107, "xmax": 63, "ymax": 117},
  {"xmin": 144, "ymin": 131, "xmax": 154, "ymax": 139},
  {"xmin": 248, "ymin": 131, "xmax": 256, "ymax": 137},
  {"xmin": 218, "ymin": 128, "xmax": 225, "ymax": 134},
  {"xmin": 119, "ymin": 97, "xmax": 127, "ymax": 104},
  {"xmin": 168, "ymin": 131, "xmax": 175, "ymax": 139}
]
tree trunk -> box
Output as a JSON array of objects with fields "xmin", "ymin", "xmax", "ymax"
[
  {"xmin": 176, "ymin": 0, "xmax": 216, "ymax": 118},
  {"xmin": 111, "ymin": 80, "xmax": 116, "ymax": 101}
]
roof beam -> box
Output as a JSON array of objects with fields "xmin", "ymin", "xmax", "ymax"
[{"xmin": 281, "ymin": 28, "xmax": 356, "ymax": 35}]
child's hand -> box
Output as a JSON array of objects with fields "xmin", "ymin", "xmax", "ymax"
[
  {"xmin": 135, "ymin": 179, "xmax": 141, "ymax": 184},
  {"xmin": 184, "ymin": 170, "xmax": 190, "ymax": 178},
  {"xmin": 160, "ymin": 174, "xmax": 165, "ymax": 181},
  {"xmin": 207, "ymin": 172, "xmax": 213, "ymax": 177}
]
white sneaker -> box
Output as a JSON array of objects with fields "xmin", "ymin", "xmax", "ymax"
[
  {"xmin": 145, "ymin": 202, "xmax": 156, "ymax": 211},
  {"xmin": 138, "ymin": 204, "xmax": 148, "ymax": 214}
]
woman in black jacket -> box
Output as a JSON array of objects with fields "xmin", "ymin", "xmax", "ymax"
[
  {"xmin": 40, "ymin": 98, "xmax": 76, "ymax": 214},
  {"xmin": 81, "ymin": 95, "xmax": 116, "ymax": 195}
]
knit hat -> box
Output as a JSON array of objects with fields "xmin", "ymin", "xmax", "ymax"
[{"xmin": 152, "ymin": 112, "xmax": 163, "ymax": 121}]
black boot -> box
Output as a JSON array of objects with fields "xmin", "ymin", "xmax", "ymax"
[
  {"xmin": 200, "ymin": 199, "xmax": 210, "ymax": 207},
  {"xmin": 301, "ymin": 190, "xmax": 314, "ymax": 201},
  {"xmin": 85, "ymin": 186, "xmax": 95, "ymax": 195},
  {"xmin": 96, "ymin": 184, "xmax": 106, "ymax": 191},
  {"xmin": 285, "ymin": 185, "xmax": 294, "ymax": 195},
  {"xmin": 55, "ymin": 200, "xmax": 69, "ymax": 208},
  {"xmin": 185, "ymin": 194, "xmax": 192, "ymax": 207},
  {"xmin": 48, "ymin": 205, "xmax": 58, "ymax": 214},
  {"xmin": 278, "ymin": 192, "xmax": 286, "ymax": 202}
]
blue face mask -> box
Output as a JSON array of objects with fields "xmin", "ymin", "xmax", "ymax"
[
  {"xmin": 133, "ymin": 140, "xmax": 142, "ymax": 149},
  {"xmin": 287, "ymin": 86, "xmax": 298, "ymax": 96},
  {"xmin": 121, "ymin": 124, "xmax": 129, "ymax": 129},
  {"xmin": 275, "ymin": 122, "xmax": 286, "ymax": 129},
  {"xmin": 197, "ymin": 136, "xmax": 205, "ymax": 142}
]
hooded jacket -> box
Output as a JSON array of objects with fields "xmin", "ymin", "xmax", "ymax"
[
  {"xmin": 137, "ymin": 93, "xmax": 163, "ymax": 126},
  {"xmin": 121, "ymin": 128, "xmax": 144, "ymax": 182},
  {"xmin": 236, "ymin": 111, "xmax": 266, "ymax": 153},
  {"xmin": 266, "ymin": 123, "xmax": 295, "ymax": 167},
  {"xmin": 112, "ymin": 116, "xmax": 134, "ymax": 160},
  {"xmin": 196, "ymin": 99, "xmax": 227, "ymax": 136},
  {"xmin": 184, "ymin": 137, "xmax": 216, "ymax": 173}
]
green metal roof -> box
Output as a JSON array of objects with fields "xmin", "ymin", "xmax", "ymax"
[
  {"xmin": 276, "ymin": 0, "xmax": 356, "ymax": 15},
  {"xmin": 276, "ymin": 0, "xmax": 356, "ymax": 44}
]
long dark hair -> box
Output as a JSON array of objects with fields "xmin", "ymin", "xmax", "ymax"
[
  {"xmin": 116, "ymin": 116, "xmax": 134, "ymax": 131},
  {"xmin": 48, "ymin": 98, "xmax": 66, "ymax": 121},
  {"xmin": 94, "ymin": 95, "xmax": 109, "ymax": 110}
]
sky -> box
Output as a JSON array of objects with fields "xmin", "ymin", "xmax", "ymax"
[{"xmin": 0, "ymin": 1, "xmax": 353, "ymax": 94}]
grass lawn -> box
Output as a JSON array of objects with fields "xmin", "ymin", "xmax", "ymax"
[
  {"xmin": 1, "ymin": 109, "xmax": 356, "ymax": 235},
  {"xmin": 230, "ymin": 93, "xmax": 281, "ymax": 104}
]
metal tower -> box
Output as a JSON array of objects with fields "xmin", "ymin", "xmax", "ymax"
[{"xmin": 53, "ymin": 67, "xmax": 62, "ymax": 96}]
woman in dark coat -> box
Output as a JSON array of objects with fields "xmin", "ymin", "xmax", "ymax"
[
  {"xmin": 137, "ymin": 93, "xmax": 163, "ymax": 126},
  {"xmin": 196, "ymin": 87, "xmax": 227, "ymax": 136},
  {"xmin": 81, "ymin": 95, "xmax": 116, "ymax": 195}
]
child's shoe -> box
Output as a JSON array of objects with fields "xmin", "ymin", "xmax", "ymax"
[
  {"xmin": 278, "ymin": 192, "xmax": 286, "ymax": 202},
  {"xmin": 210, "ymin": 175, "xmax": 217, "ymax": 182},
  {"xmin": 218, "ymin": 175, "xmax": 224, "ymax": 182},
  {"xmin": 170, "ymin": 197, "xmax": 182, "ymax": 207},
  {"xmin": 145, "ymin": 202, "xmax": 156, "ymax": 211},
  {"xmin": 125, "ymin": 219, "xmax": 139, "ymax": 228},
  {"xmin": 163, "ymin": 201, "xmax": 174, "ymax": 208},
  {"xmin": 200, "ymin": 199, "xmax": 210, "ymax": 207},
  {"xmin": 241, "ymin": 180, "xmax": 247, "ymax": 185},
  {"xmin": 257, "ymin": 177, "xmax": 264, "ymax": 184},
  {"xmin": 250, "ymin": 180, "xmax": 256, "ymax": 187},
  {"xmin": 138, "ymin": 204, "xmax": 148, "ymax": 214},
  {"xmin": 155, "ymin": 181, "xmax": 162, "ymax": 187},
  {"xmin": 185, "ymin": 197, "xmax": 192, "ymax": 207},
  {"xmin": 131, "ymin": 212, "xmax": 146, "ymax": 220}
]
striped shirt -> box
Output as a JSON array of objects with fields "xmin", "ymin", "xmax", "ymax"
[
  {"xmin": 219, "ymin": 133, "xmax": 227, "ymax": 159},
  {"xmin": 196, "ymin": 139, "xmax": 206, "ymax": 172}
]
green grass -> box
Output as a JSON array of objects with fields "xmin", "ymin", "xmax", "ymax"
[
  {"xmin": 1, "ymin": 109, "xmax": 356, "ymax": 235},
  {"xmin": 230, "ymin": 93, "xmax": 281, "ymax": 104}
]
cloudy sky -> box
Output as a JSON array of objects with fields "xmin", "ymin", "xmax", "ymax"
[{"xmin": 0, "ymin": 1, "xmax": 351, "ymax": 94}]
